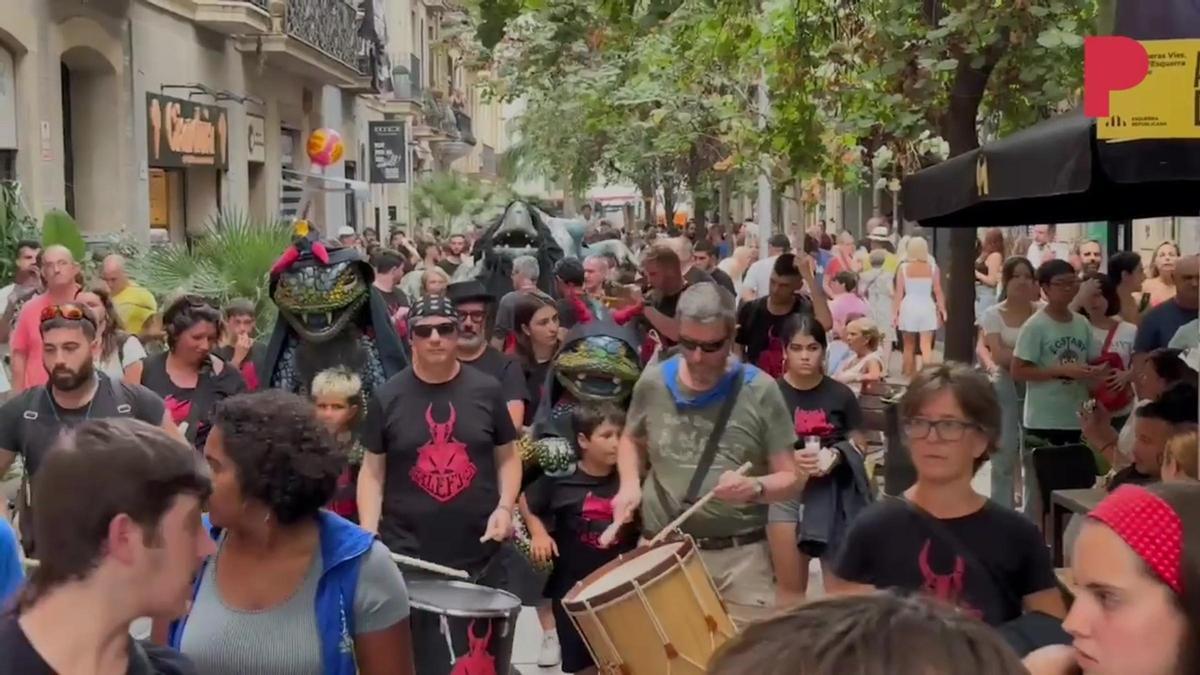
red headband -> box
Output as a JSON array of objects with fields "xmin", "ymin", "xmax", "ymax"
[{"xmin": 1089, "ymin": 485, "xmax": 1184, "ymax": 595}]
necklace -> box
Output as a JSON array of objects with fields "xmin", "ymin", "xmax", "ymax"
[{"xmin": 45, "ymin": 375, "xmax": 100, "ymax": 425}]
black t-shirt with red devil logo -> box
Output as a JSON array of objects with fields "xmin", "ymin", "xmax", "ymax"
[
  {"xmin": 524, "ymin": 467, "xmax": 637, "ymax": 598},
  {"xmin": 365, "ymin": 365, "xmax": 518, "ymax": 571},
  {"xmin": 777, "ymin": 376, "xmax": 862, "ymax": 444}
]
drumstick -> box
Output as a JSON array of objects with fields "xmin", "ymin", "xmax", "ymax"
[
  {"xmin": 597, "ymin": 462, "xmax": 755, "ymax": 548},
  {"xmin": 388, "ymin": 551, "xmax": 470, "ymax": 580},
  {"xmin": 648, "ymin": 462, "xmax": 754, "ymax": 547}
]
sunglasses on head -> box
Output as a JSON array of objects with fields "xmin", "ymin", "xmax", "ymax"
[
  {"xmin": 40, "ymin": 303, "xmax": 97, "ymax": 328},
  {"xmin": 412, "ymin": 322, "xmax": 458, "ymax": 339},
  {"xmin": 677, "ymin": 336, "xmax": 727, "ymax": 353}
]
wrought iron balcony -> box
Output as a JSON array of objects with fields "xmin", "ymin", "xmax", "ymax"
[{"xmin": 282, "ymin": 0, "xmax": 361, "ymax": 72}]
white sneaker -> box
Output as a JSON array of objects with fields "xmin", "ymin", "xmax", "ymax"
[{"xmin": 537, "ymin": 632, "xmax": 561, "ymax": 667}]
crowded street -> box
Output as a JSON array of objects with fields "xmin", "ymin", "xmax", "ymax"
[{"xmin": 2, "ymin": 1, "xmax": 1200, "ymax": 674}]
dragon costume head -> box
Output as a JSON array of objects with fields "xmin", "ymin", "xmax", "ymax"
[
  {"xmin": 464, "ymin": 200, "xmax": 565, "ymax": 298},
  {"xmin": 261, "ymin": 225, "xmax": 408, "ymax": 398}
]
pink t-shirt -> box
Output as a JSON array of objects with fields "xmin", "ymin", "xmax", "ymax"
[
  {"xmin": 831, "ymin": 292, "xmax": 870, "ymax": 334},
  {"xmin": 10, "ymin": 293, "xmax": 53, "ymax": 389}
]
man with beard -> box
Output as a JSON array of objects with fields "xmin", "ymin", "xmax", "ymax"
[
  {"xmin": 734, "ymin": 254, "xmax": 832, "ymax": 378},
  {"xmin": 9, "ymin": 246, "xmax": 82, "ymax": 392},
  {"xmin": 358, "ymin": 295, "xmax": 521, "ymax": 583},
  {"xmin": 447, "ymin": 280, "xmax": 528, "ymax": 430},
  {"xmin": 0, "ymin": 304, "xmax": 171, "ymax": 542},
  {"xmin": 439, "ymin": 234, "xmax": 470, "ymax": 277},
  {"xmin": 1078, "ymin": 239, "xmax": 1104, "ymax": 276}
]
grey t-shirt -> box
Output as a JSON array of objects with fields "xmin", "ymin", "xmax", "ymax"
[
  {"xmin": 1014, "ymin": 309, "xmax": 1097, "ymax": 430},
  {"xmin": 180, "ymin": 538, "xmax": 409, "ymax": 675},
  {"xmin": 626, "ymin": 360, "xmax": 796, "ymax": 538}
]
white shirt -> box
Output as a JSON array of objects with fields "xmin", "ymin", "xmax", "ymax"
[
  {"xmin": 1026, "ymin": 241, "xmax": 1071, "ymax": 270},
  {"xmin": 743, "ymin": 255, "xmax": 779, "ymax": 300}
]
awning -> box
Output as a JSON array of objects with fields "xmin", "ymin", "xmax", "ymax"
[{"xmin": 901, "ymin": 110, "xmax": 1200, "ymax": 228}]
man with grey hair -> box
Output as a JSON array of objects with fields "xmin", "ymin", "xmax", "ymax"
[
  {"xmin": 9, "ymin": 246, "xmax": 82, "ymax": 392},
  {"xmin": 491, "ymin": 255, "xmax": 552, "ymax": 350},
  {"xmin": 612, "ymin": 282, "xmax": 805, "ymax": 627}
]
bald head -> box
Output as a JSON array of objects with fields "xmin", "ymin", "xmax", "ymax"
[
  {"xmin": 1176, "ymin": 254, "xmax": 1199, "ymax": 311},
  {"xmin": 42, "ymin": 245, "xmax": 79, "ymax": 293},
  {"xmin": 101, "ymin": 254, "xmax": 130, "ymax": 293}
]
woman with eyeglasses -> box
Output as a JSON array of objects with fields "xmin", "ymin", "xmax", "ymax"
[
  {"xmin": 830, "ymin": 363, "xmax": 1066, "ymax": 634},
  {"xmin": 74, "ymin": 283, "xmax": 147, "ymax": 379},
  {"xmin": 125, "ymin": 295, "xmax": 245, "ymax": 448}
]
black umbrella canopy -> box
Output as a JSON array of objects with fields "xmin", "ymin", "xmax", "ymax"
[{"xmin": 901, "ymin": 111, "xmax": 1200, "ymax": 229}]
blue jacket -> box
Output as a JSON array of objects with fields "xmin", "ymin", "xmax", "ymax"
[
  {"xmin": 0, "ymin": 520, "xmax": 23, "ymax": 608},
  {"xmin": 169, "ymin": 511, "xmax": 375, "ymax": 675}
]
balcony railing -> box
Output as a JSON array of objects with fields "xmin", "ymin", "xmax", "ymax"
[{"xmin": 283, "ymin": 0, "xmax": 361, "ymax": 71}]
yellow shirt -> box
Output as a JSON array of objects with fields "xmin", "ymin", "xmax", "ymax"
[
  {"xmin": 113, "ymin": 284, "xmax": 158, "ymax": 334},
  {"xmin": 862, "ymin": 252, "xmax": 900, "ymax": 274}
]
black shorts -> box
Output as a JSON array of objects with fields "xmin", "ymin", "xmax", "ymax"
[{"xmin": 552, "ymin": 599, "xmax": 595, "ymax": 673}]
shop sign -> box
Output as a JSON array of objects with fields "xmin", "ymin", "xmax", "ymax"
[
  {"xmin": 369, "ymin": 121, "xmax": 406, "ymax": 184},
  {"xmin": 247, "ymin": 114, "xmax": 266, "ymax": 163},
  {"xmin": 146, "ymin": 93, "xmax": 229, "ymax": 169}
]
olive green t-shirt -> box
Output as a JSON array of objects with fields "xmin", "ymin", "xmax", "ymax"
[{"xmin": 627, "ymin": 360, "xmax": 796, "ymax": 538}]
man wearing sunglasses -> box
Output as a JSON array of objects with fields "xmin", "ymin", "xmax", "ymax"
[
  {"xmin": 447, "ymin": 280, "xmax": 527, "ymax": 430},
  {"xmin": 9, "ymin": 246, "xmax": 81, "ymax": 393},
  {"xmin": 358, "ymin": 295, "xmax": 522, "ymax": 588},
  {"xmin": 0, "ymin": 304, "xmax": 172, "ymax": 543},
  {"xmin": 612, "ymin": 282, "xmax": 800, "ymax": 627}
]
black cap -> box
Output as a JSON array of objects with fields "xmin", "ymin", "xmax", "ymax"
[
  {"xmin": 554, "ymin": 257, "xmax": 585, "ymax": 286},
  {"xmin": 446, "ymin": 279, "xmax": 494, "ymax": 305}
]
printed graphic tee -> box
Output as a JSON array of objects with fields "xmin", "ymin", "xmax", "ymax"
[
  {"xmin": 1013, "ymin": 309, "xmax": 1097, "ymax": 430},
  {"xmin": 778, "ymin": 377, "xmax": 862, "ymax": 444},
  {"xmin": 833, "ymin": 498, "xmax": 1057, "ymax": 626},
  {"xmin": 524, "ymin": 467, "xmax": 636, "ymax": 597},
  {"xmin": 735, "ymin": 296, "xmax": 815, "ymax": 378},
  {"xmin": 365, "ymin": 366, "xmax": 518, "ymax": 571}
]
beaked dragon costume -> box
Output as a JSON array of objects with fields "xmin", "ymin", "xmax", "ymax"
[
  {"xmin": 452, "ymin": 200, "xmax": 565, "ymax": 296},
  {"xmin": 512, "ymin": 320, "xmax": 643, "ymax": 570},
  {"xmin": 261, "ymin": 223, "xmax": 409, "ymax": 398}
]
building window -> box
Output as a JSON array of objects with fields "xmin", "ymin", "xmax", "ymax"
[{"xmin": 0, "ymin": 150, "xmax": 15, "ymax": 182}]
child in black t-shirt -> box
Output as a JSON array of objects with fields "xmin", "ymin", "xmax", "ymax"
[{"xmin": 520, "ymin": 403, "xmax": 636, "ymax": 674}]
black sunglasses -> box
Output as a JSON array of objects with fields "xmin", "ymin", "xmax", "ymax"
[
  {"xmin": 412, "ymin": 322, "xmax": 458, "ymax": 339},
  {"xmin": 677, "ymin": 336, "xmax": 728, "ymax": 353}
]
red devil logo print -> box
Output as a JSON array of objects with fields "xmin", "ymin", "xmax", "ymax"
[
  {"xmin": 164, "ymin": 395, "xmax": 192, "ymax": 425},
  {"xmin": 794, "ymin": 409, "xmax": 834, "ymax": 438},
  {"xmin": 450, "ymin": 620, "xmax": 495, "ymax": 675},
  {"xmin": 580, "ymin": 492, "xmax": 616, "ymax": 549},
  {"xmin": 755, "ymin": 327, "xmax": 785, "ymax": 378},
  {"xmin": 918, "ymin": 539, "xmax": 981, "ymax": 619},
  {"xmin": 410, "ymin": 403, "xmax": 477, "ymax": 502}
]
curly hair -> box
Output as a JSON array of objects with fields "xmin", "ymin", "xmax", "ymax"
[
  {"xmin": 211, "ymin": 391, "xmax": 344, "ymax": 524},
  {"xmin": 163, "ymin": 294, "xmax": 222, "ymax": 350}
]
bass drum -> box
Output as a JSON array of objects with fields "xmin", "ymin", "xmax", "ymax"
[{"xmin": 407, "ymin": 578, "xmax": 522, "ymax": 675}]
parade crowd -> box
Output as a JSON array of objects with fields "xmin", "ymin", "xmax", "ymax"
[{"xmin": 0, "ymin": 215, "xmax": 1196, "ymax": 675}]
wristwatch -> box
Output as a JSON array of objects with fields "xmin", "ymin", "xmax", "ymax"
[{"xmin": 751, "ymin": 479, "xmax": 766, "ymax": 501}]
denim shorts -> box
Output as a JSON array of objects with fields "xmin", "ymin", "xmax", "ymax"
[{"xmin": 767, "ymin": 498, "xmax": 803, "ymax": 524}]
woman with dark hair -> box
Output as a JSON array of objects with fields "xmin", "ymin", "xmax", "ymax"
[
  {"xmin": 512, "ymin": 292, "xmax": 561, "ymax": 426},
  {"xmin": 166, "ymin": 390, "xmax": 414, "ymax": 675},
  {"xmin": 75, "ymin": 282, "xmax": 146, "ymax": 378},
  {"xmin": 1025, "ymin": 482, "xmax": 1200, "ymax": 675},
  {"xmin": 125, "ymin": 295, "xmax": 245, "ymax": 448},
  {"xmin": 1106, "ymin": 251, "xmax": 1146, "ymax": 325},
  {"xmin": 767, "ymin": 313, "xmax": 866, "ymax": 605},
  {"xmin": 710, "ymin": 592, "xmax": 1028, "ymax": 675},
  {"xmin": 1077, "ymin": 273, "xmax": 1137, "ymax": 428},
  {"xmin": 830, "ymin": 363, "xmax": 1065, "ymax": 632},
  {"xmin": 979, "ymin": 257, "xmax": 1039, "ymax": 509},
  {"xmin": 976, "ymin": 228, "xmax": 1006, "ymax": 318}
]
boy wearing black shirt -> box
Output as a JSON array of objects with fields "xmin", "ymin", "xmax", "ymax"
[{"xmin": 522, "ymin": 404, "xmax": 636, "ymax": 674}]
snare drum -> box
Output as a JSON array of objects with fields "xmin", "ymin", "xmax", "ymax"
[
  {"xmin": 407, "ymin": 579, "xmax": 521, "ymax": 675},
  {"xmin": 562, "ymin": 537, "xmax": 736, "ymax": 675}
]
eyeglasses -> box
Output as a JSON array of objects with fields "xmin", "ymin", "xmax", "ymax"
[
  {"xmin": 677, "ymin": 336, "xmax": 728, "ymax": 354},
  {"xmin": 412, "ymin": 322, "xmax": 458, "ymax": 339},
  {"xmin": 40, "ymin": 303, "xmax": 97, "ymax": 328},
  {"xmin": 458, "ymin": 310, "xmax": 487, "ymax": 323},
  {"xmin": 903, "ymin": 418, "xmax": 980, "ymax": 442}
]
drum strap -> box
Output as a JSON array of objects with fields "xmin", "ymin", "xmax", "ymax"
[{"xmin": 683, "ymin": 371, "xmax": 744, "ymax": 505}]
